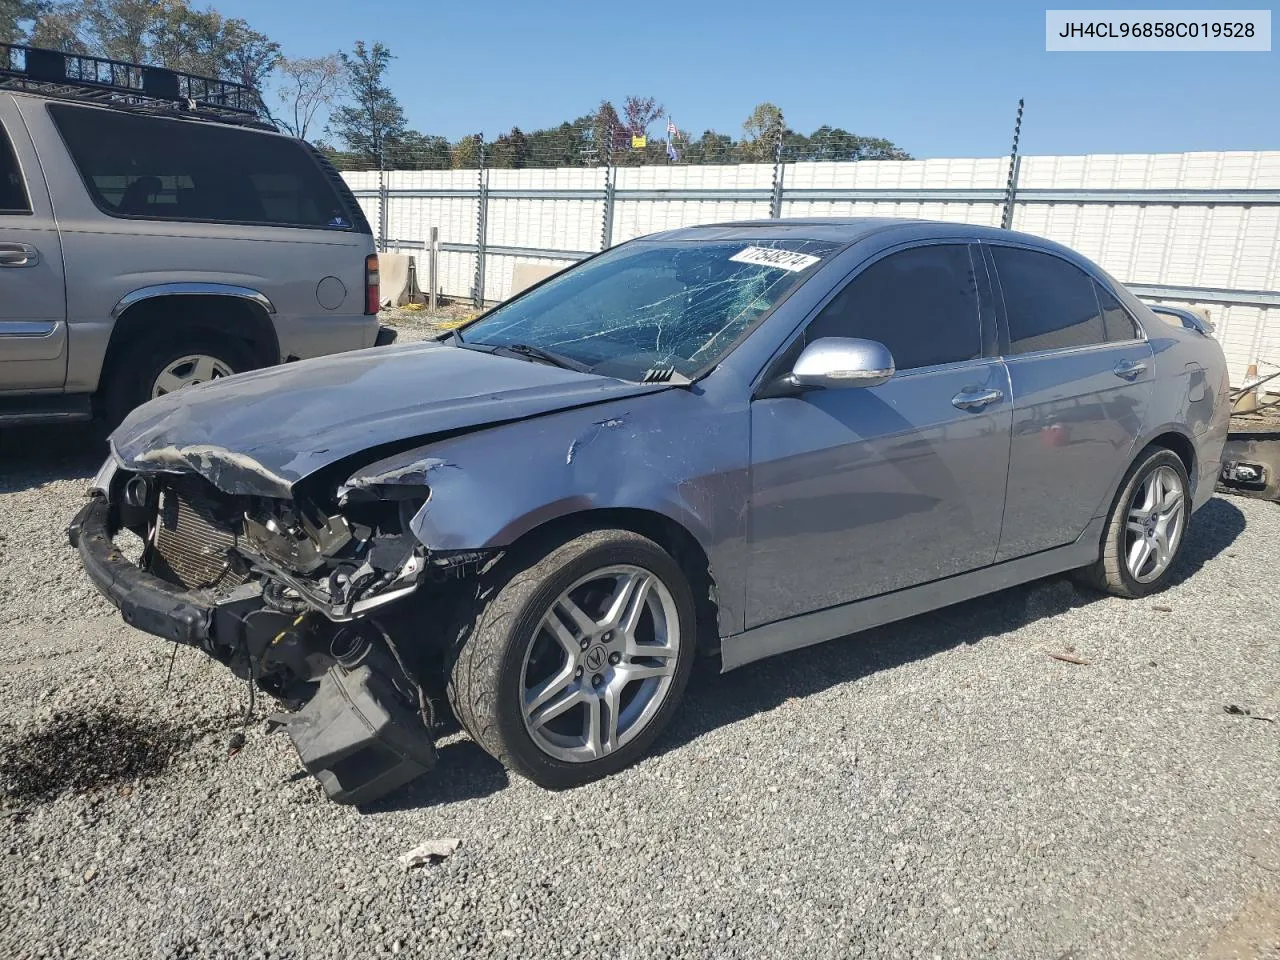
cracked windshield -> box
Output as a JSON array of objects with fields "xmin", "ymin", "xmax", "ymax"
[{"xmin": 459, "ymin": 239, "xmax": 838, "ymax": 380}]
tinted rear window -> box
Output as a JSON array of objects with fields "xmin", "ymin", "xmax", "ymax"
[
  {"xmin": 48, "ymin": 104, "xmax": 357, "ymax": 230},
  {"xmin": 1095, "ymin": 281, "xmax": 1141, "ymax": 342},
  {"xmin": 0, "ymin": 120, "xmax": 31, "ymax": 214},
  {"xmin": 992, "ymin": 246, "xmax": 1107, "ymax": 354}
]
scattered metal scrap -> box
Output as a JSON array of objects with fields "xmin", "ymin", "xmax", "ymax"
[
  {"xmin": 1048, "ymin": 652, "xmax": 1091, "ymax": 666},
  {"xmin": 398, "ymin": 837, "xmax": 461, "ymax": 869},
  {"xmin": 1224, "ymin": 704, "xmax": 1275, "ymax": 723}
]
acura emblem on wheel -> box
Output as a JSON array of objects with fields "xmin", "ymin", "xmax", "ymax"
[{"xmin": 583, "ymin": 646, "xmax": 606, "ymax": 671}]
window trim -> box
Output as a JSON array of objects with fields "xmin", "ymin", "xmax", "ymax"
[
  {"xmin": 981, "ymin": 240, "xmax": 1147, "ymax": 361},
  {"xmin": 752, "ymin": 238, "xmax": 994, "ymax": 395},
  {"xmin": 45, "ymin": 102, "xmax": 358, "ymax": 233},
  {"xmin": 0, "ymin": 118, "xmax": 34, "ymax": 216}
]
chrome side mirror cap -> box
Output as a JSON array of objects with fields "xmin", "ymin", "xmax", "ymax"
[{"xmin": 787, "ymin": 337, "xmax": 896, "ymax": 391}]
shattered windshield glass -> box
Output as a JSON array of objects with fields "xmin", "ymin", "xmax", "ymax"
[{"xmin": 459, "ymin": 238, "xmax": 838, "ymax": 380}]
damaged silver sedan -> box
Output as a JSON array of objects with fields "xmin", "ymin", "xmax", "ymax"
[{"xmin": 71, "ymin": 219, "xmax": 1230, "ymax": 803}]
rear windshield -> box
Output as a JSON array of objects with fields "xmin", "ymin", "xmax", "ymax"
[
  {"xmin": 461, "ymin": 239, "xmax": 838, "ymax": 380},
  {"xmin": 48, "ymin": 103, "xmax": 358, "ymax": 230}
]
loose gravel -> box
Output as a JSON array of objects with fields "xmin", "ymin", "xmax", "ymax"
[{"xmin": 1, "ymin": 419, "xmax": 1278, "ymax": 959}]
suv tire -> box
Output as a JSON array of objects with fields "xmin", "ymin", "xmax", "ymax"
[
  {"xmin": 446, "ymin": 528, "xmax": 697, "ymax": 789},
  {"xmin": 102, "ymin": 332, "xmax": 257, "ymax": 425},
  {"xmin": 1078, "ymin": 446, "xmax": 1191, "ymax": 598}
]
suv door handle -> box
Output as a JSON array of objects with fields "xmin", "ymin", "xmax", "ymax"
[
  {"xmin": 951, "ymin": 387, "xmax": 1004, "ymax": 411},
  {"xmin": 0, "ymin": 242, "xmax": 39, "ymax": 267},
  {"xmin": 1113, "ymin": 358, "xmax": 1147, "ymax": 380}
]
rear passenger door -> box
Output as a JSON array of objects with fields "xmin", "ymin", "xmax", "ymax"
[
  {"xmin": 986, "ymin": 243, "xmax": 1153, "ymax": 561},
  {"xmin": 0, "ymin": 97, "xmax": 67, "ymax": 391}
]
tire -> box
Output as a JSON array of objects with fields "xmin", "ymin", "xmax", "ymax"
[
  {"xmin": 446, "ymin": 528, "xmax": 697, "ymax": 789},
  {"xmin": 102, "ymin": 332, "xmax": 258, "ymax": 426},
  {"xmin": 1078, "ymin": 446, "xmax": 1191, "ymax": 598}
]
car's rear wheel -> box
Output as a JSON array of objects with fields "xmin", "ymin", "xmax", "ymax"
[
  {"xmin": 446, "ymin": 528, "xmax": 696, "ymax": 788},
  {"xmin": 1078, "ymin": 446, "xmax": 1191, "ymax": 598},
  {"xmin": 102, "ymin": 333, "xmax": 256, "ymax": 425}
]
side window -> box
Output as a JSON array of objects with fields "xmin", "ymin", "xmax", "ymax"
[
  {"xmin": 0, "ymin": 121, "xmax": 32, "ymax": 214},
  {"xmin": 1094, "ymin": 282, "xmax": 1141, "ymax": 342},
  {"xmin": 804, "ymin": 244, "xmax": 981, "ymax": 370},
  {"xmin": 992, "ymin": 246, "xmax": 1106, "ymax": 354},
  {"xmin": 47, "ymin": 103, "xmax": 356, "ymax": 230}
]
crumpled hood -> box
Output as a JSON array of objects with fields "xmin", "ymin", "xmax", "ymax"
[{"xmin": 110, "ymin": 341, "xmax": 666, "ymax": 498}]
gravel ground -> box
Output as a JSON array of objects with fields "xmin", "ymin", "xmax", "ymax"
[{"xmin": 1, "ymin": 418, "xmax": 1278, "ymax": 959}]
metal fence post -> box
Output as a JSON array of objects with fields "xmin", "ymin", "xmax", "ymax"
[
  {"xmin": 1000, "ymin": 98, "xmax": 1024, "ymax": 230},
  {"xmin": 770, "ymin": 117, "xmax": 786, "ymax": 219},
  {"xmin": 428, "ymin": 226, "xmax": 438, "ymax": 312},
  {"xmin": 601, "ymin": 160, "xmax": 616, "ymax": 248},
  {"xmin": 377, "ymin": 165, "xmax": 389, "ymax": 251},
  {"xmin": 473, "ymin": 135, "xmax": 488, "ymax": 308}
]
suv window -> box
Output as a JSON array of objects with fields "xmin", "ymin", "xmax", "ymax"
[
  {"xmin": 48, "ymin": 104, "xmax": 355, "ymax": 230},
  {"xmin": 804, "ymin": 244, "xmax": 981, "ymax": 370},
  {"xmin": 0, "ymin": 121, "xmax": 31, "ymax": 214},
  {"xmin": 1094, "ymin": 281, "xmax": 1141, "ymax": 342},
  {"xmin": 992, "ymin": 246, "xmax": 1109, "ymax": 354}
]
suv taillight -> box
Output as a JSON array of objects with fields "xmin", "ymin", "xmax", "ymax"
[{"xmin": 365, "ymin": 254, "xmax": 380, "ymax": 315}]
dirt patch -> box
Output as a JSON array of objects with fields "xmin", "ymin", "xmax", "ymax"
[
  {"xmin": 1202, "ymin": 895, "xmax": 1280, "ymax": 959},
  {"xmin": 0, "ymin": 706, "xmax": 195, "ymax": 805}
]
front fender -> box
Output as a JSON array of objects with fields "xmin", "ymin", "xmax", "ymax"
[{"xmin": 340, "ymin": 387, "xmax": 751, "ymax": 634}]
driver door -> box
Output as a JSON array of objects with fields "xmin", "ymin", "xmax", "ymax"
[{"xmin": 746, "ymin": 242, "xmax": 1012, "ymax": 627}]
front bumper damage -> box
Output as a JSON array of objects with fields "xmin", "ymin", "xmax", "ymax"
[{"xmin": 70, "ymin": 491, "xmax": 443, "ymax": 805}]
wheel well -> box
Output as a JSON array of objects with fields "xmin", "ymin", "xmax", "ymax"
[
  {"xmin": 102, "ymin": 295, "xmax": 279, "ymax": 388},
  {"xmin": 507, "ymin": 508, "xmax": 721, "ymax": 653},
  {"xmin": 1148, "ymin": 431, "xmax": 1196, "ymax": 488}
]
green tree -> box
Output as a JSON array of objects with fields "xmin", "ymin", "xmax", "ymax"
[
  {"xmin": 740, "ymin": 102, "xmax": 784, "ymax": 162},
  {"xmin": 451, "ymin": 134, "xmax": 481, "ymax": 170},
  {"xmin": 329, "ymin": 41, "xmax": 405, "ymax": 167},
  {"xmin": 489, "ymin": 126, "xmax": 530, "ymax": 168},
  {"xmin": 389, "ymin": 130, "xmax": 451, "ymax": 170}
]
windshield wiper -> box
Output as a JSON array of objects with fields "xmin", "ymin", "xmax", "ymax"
[{"xmin": 493, "ymin": 342, "xmax": 593, "ymax": 373}]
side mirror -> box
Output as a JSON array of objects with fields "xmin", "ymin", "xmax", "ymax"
[{"xmin": 784, "ymin": 337, "xmax": 896, "ymax": 391}]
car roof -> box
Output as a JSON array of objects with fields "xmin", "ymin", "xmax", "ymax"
[
  {"xmin": 646, "ymin": 216, "xmax": 1057, "ymax": 248},
  {"xmin": 644, "ymin": 217, "xmax": 1106, "ymax": 274}
]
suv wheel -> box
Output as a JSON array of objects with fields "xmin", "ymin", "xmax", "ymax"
[
  {"xmin": 103, "ymin": 333, "xmax": 257, "ymax": 425},
  {"xmin": 447, "ymin": 528, "xmax": 697, "ymax": 789},
  {"xmin": 1079, "ymin": 446, "xmax": 1191, "ymax": 598}
]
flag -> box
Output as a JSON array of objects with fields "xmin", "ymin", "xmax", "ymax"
[
  {"xmin": 666, "ymin": 139, "xmax": 679, "ymax": 162},
  {"xmin": 666, "ymin": 117, "xmax": 680, "ymax": 140}
]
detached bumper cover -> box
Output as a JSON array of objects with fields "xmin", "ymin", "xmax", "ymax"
[{"xmin": 69, "ymin": 498, "xmax": 213, "ymax": 645}]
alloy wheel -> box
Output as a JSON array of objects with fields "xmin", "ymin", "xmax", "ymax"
[
  {"xmin": 151, "ymin": 354, "xmax": 233, "ymax": 398},
  {"xmin": 520, "ymin": 564, "xmax": 681, "ymax": 763},
  {"xmin": 1124, "ymin": 464, "xmax": 1185, "ymax": 583}
]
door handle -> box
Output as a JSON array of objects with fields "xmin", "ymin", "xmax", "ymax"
[
  {"xmin": 951, "ymin": 387, "xmax": 1004, "ymax": 411},
  {"xmin": 1113, "ymin": 358, "xmax": 1147, "ymax": 380},
  {"xmin": 0, "ymin": 243, "xmax": 39, "ymax": 267}
]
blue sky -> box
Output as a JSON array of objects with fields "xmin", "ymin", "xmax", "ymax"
[{"xmin": 215, "ymin": 0, "xmax": 1277, "ymax": 157}]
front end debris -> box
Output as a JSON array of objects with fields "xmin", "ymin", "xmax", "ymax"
[{"xmin": 69, "ymin": 459, "xmax": 488, "ymax": 804}]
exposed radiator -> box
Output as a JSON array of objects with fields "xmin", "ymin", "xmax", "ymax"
[{"xmin": 149, "ymin": 478, "xmax": 247, "ymax": 591}]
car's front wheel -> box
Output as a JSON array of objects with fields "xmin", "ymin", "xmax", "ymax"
[{"xmin": 447, "ymin": 528, "xmax": 697, "ymax": 788}]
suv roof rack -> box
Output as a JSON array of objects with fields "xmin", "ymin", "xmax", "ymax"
[{"xmin": 0, "ymin": 42, "xmax": 274, "ymax": 130}]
